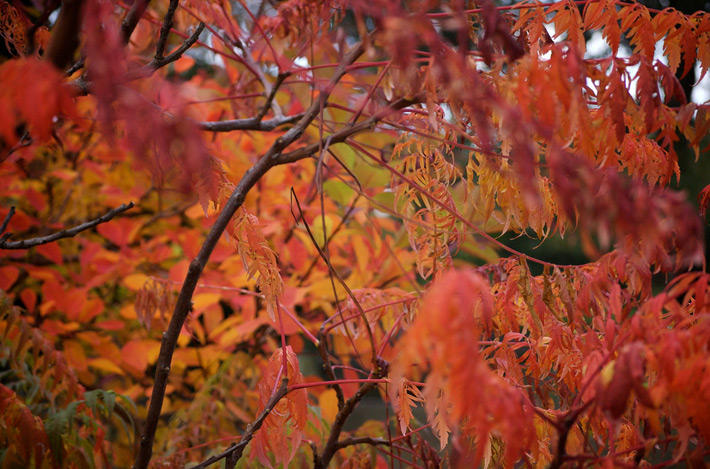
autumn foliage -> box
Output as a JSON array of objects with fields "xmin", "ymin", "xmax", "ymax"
[{"xmin": 1, "ymin": 0, "xmax": 710, "ymax": 467}]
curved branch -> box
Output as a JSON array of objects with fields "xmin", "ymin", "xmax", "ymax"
[
  {"xmin": 0, "ymin": 207, "xmax": 15, "ymax": 236},
  {"xmin": 120, "ymin": 0, "xmax": 151, "ymax": 44},
  {"xmin": 154, "ymin": 0, "xmax": 179, "ymax": 59},
  {"xmin": 318, "ymin": 381, "xmax": 381, "ymax": 468},
  {"xmin": 198, "ymin": 113, "xmax": 303, "ymax": 133},
  {"xmin": 0, "ymin": 203, "xmax": 135, "ymax": 250},
  {"xmin": 155, "ymin": 22, "xmax": 205, "ymax": 68},
  {"xmin": 122, "ymin": 22, "xmax": 206, "ymax": 81},
  {"xmin": 334, "ymin": 436, "xmax": 390, "ymax": 451}
]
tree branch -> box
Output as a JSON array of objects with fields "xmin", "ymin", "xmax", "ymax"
[
  {"xmin": 0, "ymin": 203, "xmax": 135, "ymax": 250},
  {"xmin": 334, "ymin": 436, "xmax": 390, "ymax": 451},
  {"xmin": 73, "ymin": 19, "xmax": 205, "ymax": 93},
  {"xmin": 122, "ymin": 22, "xmax": 206, "ymax": 81},
  {"xmin": 120, "ymin": 0, "xmax": 151, "ymax": 44},
  {"xmin": 44, "ymin": 0, "xmax": 85, "ymax": 70},
  {"xmin": 156, "ymin": 22, "xmax": 205, "ymax": 67},
  {"xmin": 549, "ymin": 402, "xmax": 592, "ymax": 469},
  {"xmin": 198, "ymin": 113, "xmax": 303, "ymax": 132},
  {"xmin": 235, "ymin": 42, "xmax": 286, "ymax": 119},
  {"xmin": 317, "ymin": 327, "xmax": 346, "ymax": 410},
  {"xmin": 154, "ymin": 0, "xmax": 179, "ymax": 60},
  {"xmin": 0, "ymin": 207, "xmax": 15, "ymax": 236},
  {"xmin": 132, "ymin": 40, "xmax": 367, "ymax": 469},
  {"xmin": 318, "ymin": 381, "xmax": 381, "ymax": 468},
  {"xmin": 254, "ymin": 72, "xmax": 290, "ymax": 121}
]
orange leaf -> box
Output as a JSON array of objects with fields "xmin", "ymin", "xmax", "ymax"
[{"xmin": 251, "ymin": 346, "xmax": 307, "ymax": 468}]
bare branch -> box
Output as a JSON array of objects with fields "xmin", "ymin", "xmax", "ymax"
[
  {"xmin": 334, "ymin": 436, "xmax": 390, "ymax": 451},
  {"xmin": 0, "ymin": 207, "xmax": 15, "ymax": 236},
  {"xmin": 236, "ymin": 42, "xmax": 285, "ymax": 119},
  {"xmin": 309, "ymin": 441, "xmax": 323, "ymax": 468},
  {"xmin": 45, "ymin": 0, "xmax": 85, "ymax": 69},
  {"xmin": 1, "ymin": 133, "xmax": 32, "ymax": 162},
  {"xmin": 318, "ymin": 381, "xmax": 382, "ymax": 468},
  {"xmin": 157, "ymin": 22, "xmax": 206, "ymax": 67},
  {"xmin": 154, "ymin": 0, "xmax": 180, "ymax": 60},
  {"xmin": 190, "ymin": 383, "xmax": 289, "ymax": 469},
  {"xmin": 0, "ymin": 203, "xmax": 135, "ymax": 250},
  {"xmin": 65, "ymin": 58, "xmax": 85, "ymax": 76},
  {"xmin": 254, "ymin": 72, "xmax": 290, "ymax": 121},
  {"xmin": 123, "ymin": 22, "xmax": 206, "ymax": 82},
  {"xmin": 198, "ymin": 113, "xmax": 303, "ymax": 132},
  {"xmin": 120, "ymin": 0, "xmax": 151, "ymax": 44},
  {"xmin": 75, "ymin": 15, "xmax": 203, "ymax": 92}
]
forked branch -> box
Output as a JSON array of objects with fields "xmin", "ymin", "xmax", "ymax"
[{"xmin": 0, "ymin": 203, "xmax": 135, "ymax": 249}]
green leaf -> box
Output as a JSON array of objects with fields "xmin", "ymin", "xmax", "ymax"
[
  {"xmin": 45, "ymin": 402, "xmax": 79, "ymax": 465},
  {"xmin": 104, "ymin": 391, "xmax": 116, "ymax": 419},
  {"xmin": 84, "ymin": 389, "xmax": 99, "ymax": 417},
  {"xmin": 323, "ymin": 180, "xmax": 355, "ymax": 206}
]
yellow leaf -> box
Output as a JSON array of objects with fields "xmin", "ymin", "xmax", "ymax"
[
  {"xmin": 319, "ymin": 388, "xmax": 338, "ymax": 423},
  {"xmin": 600, "ymin": 360, "xmax": 616, "ymax": 387},
  {"xmin": 124, "ymin": 273, "xmax": 149, "ymax": 291},
  {"xmin": 88, "ymin": 358, "xmax": 124, "ymax": 375},
  {"xmin": 192, "ymin": 292, "xmax": 222, "ymax": 313}
]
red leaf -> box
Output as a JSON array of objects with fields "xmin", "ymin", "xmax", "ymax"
[
  {"xmin": 0, "ymin": 266, "xmax": 20, "ymax": 290},
  {"xmin": 36, "ymin": 242, "xmax": 63, "ymax": 265},
  {"xmin": 0, "ymin": 58, "xmax": 75, "ymax": 145}
]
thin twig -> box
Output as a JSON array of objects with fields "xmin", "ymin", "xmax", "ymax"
[
  {"xmin": 0, "ymin": 207, "xmax": 15, "ymax": 236},
  {"xmin": 276, "ymin": 96, "xmax": 421, "ymax": 166},
  {"xmin": 290, "ymin": 189, "xmax": 378, "ymax": 362},
  {"xmin": 255, "ymin": 72, "xmax": 290, "ymax": 122},
  {"xmin": 190, "ymin": 383, "xmax": 289, "ymax": 469},
  {"xmin": 124, "ymin": 22, "xmax": 206, "ymax": 81},
  {"xmin": 1, "ymin": 133, "xmax": 32, "ymax": 162},
  {"xmin": 156, "ymin": 22, "xmax": 206, "ymax": 67},
  {"xmin": 334, "ymin": 436, "xmax": 390, "ymax": 451},
  {"xmin": 232, "ymin": 37, "xmax": 285, "ymax": 119},
  {"xmin": 0, "ymin": 203, "xmax": 135, "ymax": 250},
  {"xmin": 198, "ymin": 113, "xmax": 303, "ymax": 132},
  {"xmin": 155, "ymin": 0, "xmax": 179, "ymax": 59}
]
